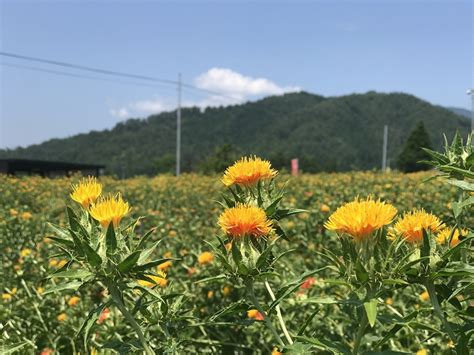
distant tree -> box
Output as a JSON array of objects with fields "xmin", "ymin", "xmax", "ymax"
[
  {"xmin": 397, "ymin": 121, "xmax": 432, "ymax": 172},
  {"xmin": 198, "ymin": 144, "xmax": 240, "ymax": 174},
  {"xmin": 155, "ymin": 154, "xmax": 175, "ymax": 175}
]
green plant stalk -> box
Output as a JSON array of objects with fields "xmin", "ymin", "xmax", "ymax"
[
  {"xmin": 108, "ymin": 283, "xmax": 154, "ymax": 355},
  {"xmin": 245, "ymin": 279, "xmax": 285, "ymax": 348},
  {"xmin": 352, "ymin": 308, "xmax": 368, "ymax": 355},
  {"xmin": 424, "ymin": 278, "xmax": 456, "ymax": 343},
  {"xmin": 20, "ymin": 279, "xmax": 55, "ymax": 346},
  {"xmin": 264, "ymin": 281, "xmax": 294, "ymax": 345}
]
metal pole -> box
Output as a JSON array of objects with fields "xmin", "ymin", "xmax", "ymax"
[
  {"xmin": 176, "ymin": 73, "xmax": 182, "ymax": 176},
  {"xmin": 470, "ymin": 91, "xmax": 474, "ymax": 133},
  {"xmin": 382, "ymin": 125, "xmax": 388, "ymax": 171}
]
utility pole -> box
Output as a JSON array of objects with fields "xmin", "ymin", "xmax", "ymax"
[
  {"xmin": 382, "ymin": 125, "xmax": 388, "ymax": 171},
  {"xmin": 176, "ymin": 73, "xmax": 182, "ymax": 176},
  {"xmin": 467, "ymin": 89, "xmax": 474, "ymax": 133}
]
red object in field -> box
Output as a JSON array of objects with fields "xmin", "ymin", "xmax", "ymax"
[{"xmin": 291, "ymin": 158, "xmax": 299, "ymax": 176}]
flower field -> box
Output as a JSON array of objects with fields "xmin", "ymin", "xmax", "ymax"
[{"xmin": 1, "ymin": 148, "xmax": 473, "ymax": 354}]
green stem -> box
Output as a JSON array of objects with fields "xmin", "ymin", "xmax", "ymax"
[
  {"xmin": 108, "ymin": 283, "xmax": 154, "ymax": 355},
  {"xmin": 424, "ymin": 279, "xmax": 456, "ymax": 343},
  {"xmin": 246, "ymin": 279, "xmax": 285, "ymax": 348},
  {"xmin": 352, "ymin": 309, "xmax": 368, "ymax": 355},
  {"xmin": 264, "ymin": 281, "xmax": 293, "ymax": 345}
]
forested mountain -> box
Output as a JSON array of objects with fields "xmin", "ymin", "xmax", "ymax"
[
  {"xmin": 447, "ymin": 106, "xmax": 472, "ymax": 120},
  {"xmin": 1, "ymin": 91, "xmax": 470, "ymax": 176}
]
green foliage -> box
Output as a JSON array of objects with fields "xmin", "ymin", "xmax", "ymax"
[
  {"xmin": 397, "ymin": 121, "xmax": 433, "ymax": 172},
  {"xmin": 0, "ymin": 92, "xmax": 469, "ymax": 176},
  {"xmin": 198, "ymin": 144, "xmax": 241, "ymax": 174}
]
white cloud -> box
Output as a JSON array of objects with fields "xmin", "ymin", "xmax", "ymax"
[
  {"xmin": 109, "ymin": 107, "xmax": 129, "ymax": 119},
  {"xmin": 110, "ymin": 68, "xmax": 301, "ymax": 118},
  {"xmin": 195, "ymin": 67, "xmax": 300, "ymax": 97},
  {"xmin": 131, "ymin": 98, "xmax": 173, "ymax": 113}
]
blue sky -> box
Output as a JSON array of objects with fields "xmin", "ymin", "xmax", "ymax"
[{"xmin": 0, "ymin": 0, "xmax": 472, "ymax": 149}]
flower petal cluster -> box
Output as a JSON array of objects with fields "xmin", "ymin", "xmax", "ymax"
[
  {"xmin": 222, "ymin": 156, "xmax": 277, "ymax": 187},
  {"xmin": 70, "ymin": 177, "xmax": 102, "ymax": 208},
  {"xmin": 247, "ymin": 309, "xmax": 264, "ymax": 321},
  {"xmin": 436, "ymin": 227, "xmax": 467, "ymax": 247},
  {"xmin": 392, "ymin": 209, "xmax": 443, "ymax": 244},
  {"xmin": 218, "ymin": 204, "xmax": 273, "ymax": 238},
  {"xmin": 89, "ymin": 193, "xmax": 130, "ymax": 228},
  {"xmin": 137, "ymin": 271, "xmax": 167, "ymax": 288},
  {"xmin": 198, "ymin": 251, "xmax": 214, "ymax": 265},
  {"xmin": 324, "ymin": 197, "xmax": 397, "ymax": 241}
]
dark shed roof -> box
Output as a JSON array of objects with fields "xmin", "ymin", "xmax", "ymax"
[{"xmin": 0, "ymin": 159, "xmax": 105, "ymax": 177}]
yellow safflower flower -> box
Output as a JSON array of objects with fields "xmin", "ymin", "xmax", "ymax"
[
  {"xmin": 247, "ymin": 309, "xmax": 264, "ymax": 321},
  {"xmin": 158, "ymin": 260, "xmax": 172, "ymax": 271},
  {"xmin": 223, "ymin": 285, "xmax": 231, "ymax": 297},
  {"xmin": 57, "ymin": 313, "xmax": 67, "ymax": 322},
  {"xmin": 20, "ymin": 248, "xmax": 32, "ymax": 257},
  {"xmin": 137, "ymin": 271, "xmax": 167, "ymax": 288},
  {"xmin": 222, "ymin": 156, "xmax": 277, "ymax": 187},
  {"xmin": 218, "ymin": 204, "xmax": 273, "ymax": 238},
  {"xmin": 67, "ymin": 296, "xmax": 81, "ymax": 307},
  {"xmin": 89, "ymin": 193, "xmax": 130, "ymax": 228},
  {"xmin": 392, "ymin": 209, "xmax": 443, "ymax": 244},
  {"xmin": 198, "ymin": 251, "xmax": 214, "ymax": 265},
  {"xmin": 320, "ymin": 204, "xmax": 330, "ymax": 213},
  {"xmin": 324, "ymin": 197, "xmax": 397, "ymax": 241},
  {"xmin": 20, "ymin": 211, "xmax": 32, "ymax": 220},
  {"xmin": 419, "ymin": 291, "xmax": 430, "ymax": 302},
  {"xmin": 70, "ymin": 176, "xmax": 102, "ymax": 208},
  {"xmin": 436, "ymin": 227, "xmax": 467, "ymax": 247}
]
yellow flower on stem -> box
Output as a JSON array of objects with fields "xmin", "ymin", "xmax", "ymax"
[
  {"xmin": 20, "ymin": 212, "xmax": 32, "ymax": 220},
  {"xmin": 57, "ymin": 313, "xmax": 67, "ymax": 322},
  {"xmin": 20, "ymin": 248, "xmax": 32, "ymax": 257},
  {"xmin": 324, "ymin": 197, "xmax": 397, "ymax": 241},
  {"xmin": 436, "ymin": 227, "xmax": 467, "ymax": 247},
  {"xmin": 198, "ymin": 251, "xmax": 214, "ymax": 265},
  {"xmin": 70, "ymin": 176, "xmax": 102, "ymax": 208},
  {"xmin": 247, "ymin": 309, "xmax": 264, "ymax": 321},
  {"xmin": 222, "ymin": 156, "xmax": 277, "ymax": 187},
  {"xmin": 419, "ymin": 290, "xmax": 430, "ymax": 302},
  {"xmin": 218, "ymin": 204, "xmax": 273, "ymax": 238},
  {"xmin": 67, "ymin": 296, "xmax": 81, "ymax": 307},
  {"xmin": 89, "ymin": 193, "xmax": 130, "ymax": 228},
  {"xmin": 137, "ymin": 271, "xmax": 167, "ymax": 288},
  {"xmin": 392, "ymin": 209, "xmax": 443, "ymax": 244},
  {"xmin": 158, "ymin": 260, "xmax": 172, "ymax": 271}
]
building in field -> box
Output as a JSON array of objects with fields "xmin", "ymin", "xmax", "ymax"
[{"xmin": 0, "ymin": 159, "xmax": 105, "ymax": 177}]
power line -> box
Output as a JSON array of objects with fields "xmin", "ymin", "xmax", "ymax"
[
  {"xmin": 0, "ymin": 51, "xmax": 241, "ymax": 101},
  {"xmin": 0, "ymin": 51, "xmax": 176, "ymax": 85},
  {"xmin": 1, "ymin": 62, "xmax": 173, "ymax": 90}
]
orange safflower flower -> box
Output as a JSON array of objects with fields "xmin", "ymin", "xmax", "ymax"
[
  {"xmin": 137, "ymin": 271, "xmax": 167, "ymax": 288},
  {"xmin": 218, "ymin": 204, "xmax": 273, "ymax": 238},
  {"xmin": 198, "ymin": 251, "xmax": 214, "ymax": 265},
  {"xmin": 247, "ymin": 309, "xmax": 264, "ymax": 321},
  {"xmin": 222, "ymin": 156, "xmax": 277, "ymax": 187},
  {"xmin": 67, "ymin": 296, "xmax": 80, "ymax": 307},
  {"xmin": 436, "ymin": 227, "xmax": 467, "ymax": 247},
  {"xmin": 392, "ymin": 209, "xmax": 443, "ymax": 244},
  {"xmin": 325, "ymin": 197, "xmax": 397, "ymax": 241}
]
